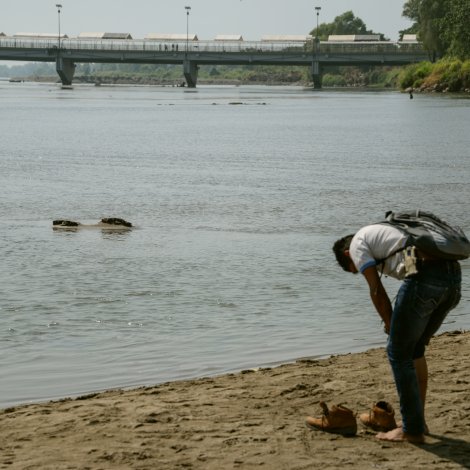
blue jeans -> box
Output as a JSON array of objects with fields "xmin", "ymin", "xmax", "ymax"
[{"xmin": 387, "ymin": 260, "xmax": 461, "ymax": 435}]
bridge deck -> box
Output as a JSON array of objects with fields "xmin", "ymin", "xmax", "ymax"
[
  {"xmin": 0, "ymin": 37, "xmax": 425, "ymax": 53},
  {"xmin": 0, "ymin": 37, "xmax": 430, "ymax": 86}
]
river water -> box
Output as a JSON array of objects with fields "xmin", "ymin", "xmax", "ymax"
[{"xmin": 1, "ymin": 82, "xmax": 469, "ymax": 408}]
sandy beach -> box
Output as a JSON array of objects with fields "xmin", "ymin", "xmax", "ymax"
[{"xmin": 1, "ymin": 330, "xmax": 469, "ymax": 470}]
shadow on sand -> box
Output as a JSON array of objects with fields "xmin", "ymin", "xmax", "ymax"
[{"xmin": 420, "ymin": 434, "xmax": 470, "ymax": 469}]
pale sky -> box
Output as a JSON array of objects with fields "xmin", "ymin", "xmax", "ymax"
[{"xmin": 1, "ymin": 1, "xmax": 412, "ymax": 42}]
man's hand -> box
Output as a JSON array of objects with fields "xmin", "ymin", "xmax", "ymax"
[{"xmin": 383, "ymin": 322, "xmax": 390, "ymax": 335}]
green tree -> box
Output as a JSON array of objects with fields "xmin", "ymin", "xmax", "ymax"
[
  {"xmin": 421, "ymin": 0, "xmax": 447, "ymax": 58},
  {"xmin": 401, "ymin": 0, "xmax": 469, "ymax": 59},
  {"xmin": 442, "ymin": 0, "xmax": 470, "ymax": 58},
  {"xmin": 402, "ymin": 0, "xmax": 421, "ymax": 23},
  {"xmin": 311, "ymin": 11, "xmax": 384, "ymax": 40},
  {"xmin": 399, "ymin": 0, "xmax": 420, "ymax": 38}
]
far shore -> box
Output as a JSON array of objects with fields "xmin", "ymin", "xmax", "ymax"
[{"xmin": 5, "ymin": 76, "xmax": 470, "ymax": 94}]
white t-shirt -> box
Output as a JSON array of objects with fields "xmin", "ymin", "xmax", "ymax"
[{"xmin": 349, "ymin": 224, "xmax": 408, "ymax": 280}]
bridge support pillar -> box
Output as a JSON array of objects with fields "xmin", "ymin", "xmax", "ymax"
[
  {"xmin": 312, "ymin": 61, "xmax": 322, "ymax": 89},
  {"xmin": 183, "ymin": 60, "xmax": 199, "ymax": 88},
  {"xmin": 56, "ymin": 57, "xmax": 76, "ymax": 86}
]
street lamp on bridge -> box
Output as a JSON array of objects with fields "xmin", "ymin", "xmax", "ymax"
[
  {"xmin": 315, "ymin": 6, "xmax": 321, "ymax": 44},
  {"xmin": 56, "ymin": 3, "xmax": 62, "ymax": 50},
  {"xmin": 312, "ymin": 6, "xmax": 321, "ymax": 88},
  {"xmin": 185, "ymin": 6, "xmax": 191, "ymax": 55}
]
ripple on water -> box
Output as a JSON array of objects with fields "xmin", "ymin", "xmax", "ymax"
[{"xmin": 0, "ymin": 85, "xmax": 469, "ymax": 407}]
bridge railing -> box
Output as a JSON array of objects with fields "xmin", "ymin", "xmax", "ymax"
[
  {"xmin": 2, "ymin": 37, "xmax": 302, "ymax": 52},
  {"xmin": 0, "ymin": 37, "xmax": 424, "ymax": 55}
]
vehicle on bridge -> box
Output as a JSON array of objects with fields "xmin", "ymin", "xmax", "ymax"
[
  {"xmin": 328, "ymin": 34, "xmax": 382, "ymax": 42},
  {"xmin": 214, "ymin": 35, "xmax": 244, "ymax": 42},
  {"xmin": 78, "ymin": 32, "xmax": 133, "ymax": 40},
  {"xmin": 144, "ymin": 33, "xmax": 199, "ymax": 42},
  {"xmin": 13, "ymin": 32, "xmax": 68, "ymax": 40},
  {"xmin": 401, "ymin": 34, "xmax": 419, "ymax": 43},
  {"xmin": 261, "ymin": 35, "xmax": 310, "ymax": 43}
]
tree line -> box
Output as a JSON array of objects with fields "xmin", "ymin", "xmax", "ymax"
[{"xmin": 401, "ymin": 0, "xmax": 469, "ymax": 59}]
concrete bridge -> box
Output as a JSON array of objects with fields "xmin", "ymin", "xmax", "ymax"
[{"xmin": 0, "ymin": 37, "xmax": 430, "ymax": 88}]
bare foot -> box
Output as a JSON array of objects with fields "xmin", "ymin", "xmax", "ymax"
[
  {"xmin": 396, "ymin": 420, "xmax": 429, "ymax": 435},
  {"xmin": 376, "ymin": 427, "xmax": 425, "ymax": 444}
]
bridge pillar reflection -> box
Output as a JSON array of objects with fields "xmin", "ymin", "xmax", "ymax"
[
  {"xmin": 183, "ymin": 59, "xmax": 199, "ymax": 88},
  {"xmin": 56, "ymin": 57, "xmax": 76, "ymax": 86},
  {"xmin": 312, "ymin": 61, "xmax": 322, "ymax": 89}
]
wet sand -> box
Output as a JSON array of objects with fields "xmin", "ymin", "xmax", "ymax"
[{"xmin": 1, "ymin": 331, "xmax": 469, "ymax": 469}]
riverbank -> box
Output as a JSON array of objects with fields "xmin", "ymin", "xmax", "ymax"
[
  {"xmin": 1, "ymin": 330, "xmax": 469, "ymax": 469},
  {"xmin": 400, "ymin": 58, "xmax": 470, "ymax": 93},
  {"xmin": 3, "ymin": 59, "xmax": 470, "ymax": 92},
  {"xmin": 9, "ymin": 74, "xmax": 470, "ymax": 94}
]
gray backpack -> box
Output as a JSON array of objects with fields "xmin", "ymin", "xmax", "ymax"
[{"xmin": 379, "ymin": 210, "xmax": 470, "ymax": 261}]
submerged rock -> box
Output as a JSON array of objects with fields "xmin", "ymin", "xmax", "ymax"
[
  {"xmin": 53, "ymin": 220, "xmax": 80, "ymax": 227},
  {"xmin": 53, "ymin": 218, "xmax": 133, "ymax": 230},
  {"xmin": 101, "ymin": 218, "xmax": 132, "ymax": 228}
]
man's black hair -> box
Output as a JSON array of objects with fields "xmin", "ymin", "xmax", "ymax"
[{"xmin": 332, "ymin": 234, "xmax": 355, "ymax": 272}]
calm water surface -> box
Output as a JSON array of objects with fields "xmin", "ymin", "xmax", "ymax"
[{"xmin": 1, "ymin": 82, "xmax": 469, "ymax": 407}]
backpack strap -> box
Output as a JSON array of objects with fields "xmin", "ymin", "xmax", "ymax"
[{"xmin": 375, "ymin": 245, "xmax": 407, "ymax": 279}]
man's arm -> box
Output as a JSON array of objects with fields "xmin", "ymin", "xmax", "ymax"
[{"xmin": 362, "ymin": 266, "xmax": 393, "ymax": 334}]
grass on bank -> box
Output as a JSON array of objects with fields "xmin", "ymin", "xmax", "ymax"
[
  {"xmin": 81, "ymin": 60, "xmax": 470, "ymax": 91},
  {"xmin": 399, "ymin": 58, "xmax": 470, "ymax": 92}
]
